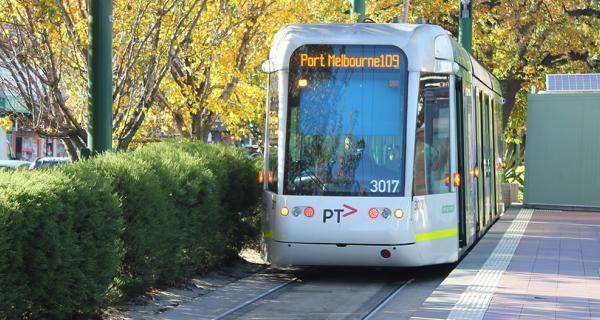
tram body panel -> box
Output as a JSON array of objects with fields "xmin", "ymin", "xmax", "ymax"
[
  {"xmin": 269, "ymin": 24, "xmax": 450, "ymax": 74},
  {"xmin": 265, "ymin": 194, "xmax": 413, "ymax": 245},
  {"xmin": 262, "ymin": 192, "xmax": 459, "ymax": 266},
  {"xmin": 403, "ymin": 71, "xmax": 420, "ymax": 198},
  {"xmin": 265, "ymin": 239, "xmax": 451, "ymax": 267},
  {"xmin": 411, "ymin": 193, "xmax": 459, "ymax": 262}
]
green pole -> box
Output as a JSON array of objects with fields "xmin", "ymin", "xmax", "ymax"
[
  {"xmin": 458, "ymin": 0, "xmax": 473, "ymax": 54},
  {"xmin": 351, "ymin": 0, "xmax": 365, "ymax": 23},
  {"xmin": 88, "ymin": 0, "xmax": 113, "ymax": 154}
]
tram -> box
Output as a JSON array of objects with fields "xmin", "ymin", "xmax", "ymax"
[{"xmin": 260, "ymin": 23, "xmax": 505, "ymax": 267}]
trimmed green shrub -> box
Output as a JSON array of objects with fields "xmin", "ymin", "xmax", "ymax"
[
  {"xmin": 144, "ymin": 143, "xmax": 262, "ymax": 254},
  {"xmin": 0, "ymin": 169, "xmax": 122, "ymax": 318},
  {"xmin": 0, "ymin": 141, "xmax": 262, "ymax": 318},
  {"xmin": 65, "ymin": 152, "xmax": 184, "ymax": 298}
]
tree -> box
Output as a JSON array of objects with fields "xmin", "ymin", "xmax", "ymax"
[
  {"xmin": 475, "ymin": 0, "xmax": 600, "ymax": 143},
  {"xmin": 147, "ymin": 0, "xmax": 351, "ymax": 144},
  {"xmin": 7, "ymin": 0, "xmax": 595, "ymax": 153},
  {"xmin": 0, "ymin": 0, "xmax": 352, "ymax": 153},
  {"xmin": 0, "ymin": 0, "xmax": 87, "ymax": 159},
  {"xmin": 0, "ymin": 0, "xmax": 208, "ymax": 157},
  {"xmin": 111, "ymin": 0, "xmax": 207, "ymax": 150},
  {"xmin": 367, "ymin": 0, "xmax": 600, "ymax": 144}
]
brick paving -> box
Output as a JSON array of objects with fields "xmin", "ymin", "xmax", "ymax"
[
  {"xmin": 412, "ymin": 208, "xmax": 600, "ymax": 320},
  {"xmin": 484, "ymin": 210, "xmax": 600, "ymax": 320}
]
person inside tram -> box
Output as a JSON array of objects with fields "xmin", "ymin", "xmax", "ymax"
[
  {"xmin": 428, "ymin": 141, "xmax": 450, "ymax": 193},
  {"xmin": 335, "ymin": 138, "xmax": 363, "ymax": 182},
  {"xmin": 354, "ymin": 140, "xmax": 394, "ymax": 183}
]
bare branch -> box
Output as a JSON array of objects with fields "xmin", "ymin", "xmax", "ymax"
[{"xmin": 564, "ymin": 5, "xmax": 600, "ymax": 18}]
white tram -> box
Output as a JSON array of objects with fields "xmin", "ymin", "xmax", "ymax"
[{"xmin": 260, "ymin": 23, "xmax": 505, "ymax": 267}]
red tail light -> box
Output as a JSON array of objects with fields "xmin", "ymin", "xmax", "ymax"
[
  {"xmin": 304, "ymin": 207, "xmax": 315, "ymax": 217},
  {"xmin": 368, "ymin": 208, "xmax": 379, "ymax": 219},
  {"xmin": 380, "ymin": 249, "xmax": 391, "ymax": 258}
]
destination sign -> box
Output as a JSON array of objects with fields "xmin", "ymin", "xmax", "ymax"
[{"xmin": 299, "ymin": 53, "xmax": 400, "ymax": 69}]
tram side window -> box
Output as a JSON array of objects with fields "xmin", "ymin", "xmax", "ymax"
[
  {"xmin": 267, "ymin": 72, "xmax": 279, "ymax": 193},
  {"xmin": 413, "ymin": 74, "xmax": 451, "ymax": 196}
]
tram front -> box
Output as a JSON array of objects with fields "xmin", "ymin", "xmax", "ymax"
[{"xmin": 262, "ymin": 24, "xmax": 458, "ymax": 267}]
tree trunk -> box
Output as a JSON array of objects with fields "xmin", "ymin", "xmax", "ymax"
[
  {"xmin": 62, "ymin": 137, "xmax": 80, "ymax": 161},
  {"xmin": 191, "ymin": 112, "xmax": 212, "ymax": 142},
  {"xmin": 500, "ymin": 78, "xmax": 523, "ymax": 130}
]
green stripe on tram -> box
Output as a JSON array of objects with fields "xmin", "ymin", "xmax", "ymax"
[
  {"xmin": 263, "ymin": 229, "xmax": 275, "ymax": 239},
  {"xmin": 415, "ymin": 228, "xmax": 458, "ymax": 242}
]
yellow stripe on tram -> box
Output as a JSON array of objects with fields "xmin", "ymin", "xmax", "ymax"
[{"xmin": 415, "ymin": 228, "xmax": 458, "ymax": 243}]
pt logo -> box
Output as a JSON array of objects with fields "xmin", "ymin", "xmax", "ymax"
[{"xmin": 323, "ymin": 204, "xmax": 357, "ymax": 223}]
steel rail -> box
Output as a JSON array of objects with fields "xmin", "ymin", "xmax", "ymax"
[
  {"xmin": 211, "ymin": 268, "xmax": 312, "ymax": 320},
  {"xmin": 361, "ymin": 278, "xmax": 415, "ymax": 320}
]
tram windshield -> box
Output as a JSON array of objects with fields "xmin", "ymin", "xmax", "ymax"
[{"xmin": 285, "ymin": 44, "xmax": 408, "ymax": 196}]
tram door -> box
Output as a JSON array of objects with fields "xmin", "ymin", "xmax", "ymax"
[
  {"xmin": 481, "ymin": 94, "xmax": 494, "ymax": 225},
  {"xmin": 474, "ymin": 89, "xmax": 484, "ymax": 231},
  {"xmin": 493, "ymin": 99, "xmax": 503, "ymax": 216},
  {"xmin": 456, "ymin": 79, "xmax": 477, "ymax": 247},
  {"xmin": 488, "ymin": 99, "xmax": 498, "ymax": 219}
]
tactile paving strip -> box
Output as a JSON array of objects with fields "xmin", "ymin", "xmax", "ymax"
[{"xmin": 446, "ymin": 209, "xmax": 534, "ymax": 320}]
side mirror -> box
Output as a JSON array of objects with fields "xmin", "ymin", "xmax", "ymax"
[{"xmin": 261, "ymin": 59, "xmax": 276, "ymax": 74}]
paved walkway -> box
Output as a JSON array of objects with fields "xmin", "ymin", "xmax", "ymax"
[{"xmin": 412, "ymin": 207, "xmax": 600, "ymax": 320}]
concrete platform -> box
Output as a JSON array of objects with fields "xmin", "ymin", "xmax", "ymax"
[{"xmin": 412, "ymin": 207, "xmax": 600, "ymax": 320}]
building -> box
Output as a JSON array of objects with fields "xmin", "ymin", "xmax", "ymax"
[
  {"xmin": 525, "ymin": 73, "xmax": 600, "ymax": 209},
  {"xmin": 0, "ymin": 94, "xmax": 67, "ymax": 161},
  {"xmin": 1, "ymin": 69, "xmax": 68, "ymax": 160}
]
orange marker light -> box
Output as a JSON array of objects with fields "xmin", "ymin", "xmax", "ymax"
[
  {"xmin": 268, "ymin": 170, "xmax": 274, "ymax": 184},
  {"xmin": 444, "ymin": 174, "xmax": 450, "ymax": 186},
  {"xmin": 368, "ymin": 208, "xmax": 380, "ymax": 219},
  {"xmin": 258, "ymin": 171, "xmax": 264, "ymax": 184},
  {"xmin": 298, "ymin": 79, "xmax": 308, "ymax": 88},
  {"xmin": 453, "ymin": 173, "xmax": 461, "ymax": 187},
  {"xmin": 473, "ymin": 166, "xmax": 479, "ymax": 177},
  {"xmin": 502, "ymin": 161, "xmax": 507, "ymax": 169}
]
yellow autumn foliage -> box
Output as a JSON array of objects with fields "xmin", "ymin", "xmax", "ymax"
[{"xmin": 2, "ymin": 0, "xmax": 598, "ymax": 150}]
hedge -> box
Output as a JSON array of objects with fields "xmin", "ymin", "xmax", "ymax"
[{"xmin": 0, "ymin": 141, "xmax": 262, "ymax": 319}]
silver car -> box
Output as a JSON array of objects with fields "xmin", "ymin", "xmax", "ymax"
[
  {"xmin": 28, "ymin": 157, "xmax": 70, "ymax": 170},
  {"xmin": 0, "ymin": 160, "xmax": 32, "ymax": 170}
]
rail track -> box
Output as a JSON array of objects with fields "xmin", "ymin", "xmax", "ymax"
[
  {"xmin": 153, "ymin": 265, "xmax": 450, "ymax": 320},
  {"xmin": 210, "ymin": 267, "xmax": 416, "ymax": 320}
]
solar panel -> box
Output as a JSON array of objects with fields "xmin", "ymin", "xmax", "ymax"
[{"xmin": 546, "ymin": 74, "xmax": 600, "ymax": 92}]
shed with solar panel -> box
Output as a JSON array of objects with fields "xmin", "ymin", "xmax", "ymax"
[{"xmin": 525, "ymin": 74, "xmax": 600, "ymax": 209}]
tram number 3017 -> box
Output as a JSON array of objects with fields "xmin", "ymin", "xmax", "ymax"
[{"xmin": 369, "ymin": 180, "xmax": 400, "ymax": 193}]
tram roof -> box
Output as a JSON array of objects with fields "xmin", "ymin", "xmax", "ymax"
[{"xmin": 268, "ymin": 23, "xmax": 501, "ymax": 94}]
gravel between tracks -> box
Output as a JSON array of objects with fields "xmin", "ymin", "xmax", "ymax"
[{"xmin": 102, "ymin": 249, "xmax": 267, "ymax": 320}]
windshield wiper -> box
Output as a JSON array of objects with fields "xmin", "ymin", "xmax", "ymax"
[{"xmin": 289, "ymin": 159, "xmax": 328, "ymax": 193}]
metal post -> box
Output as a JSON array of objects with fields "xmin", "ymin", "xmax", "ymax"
[
  {"xmin": 88, "ymin": 0, "xmax": 113, "ymax": 154},
  {"xmin": 351, "ymin": 0, "xmax": 365, "ymax": 23},
  {"xmin": 402, "ymin": 0, "xmax": 410, "ymax": 23},
  {"xmin": 459, "ymin": 0, "xmax": 473, "ymax": 54}
]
